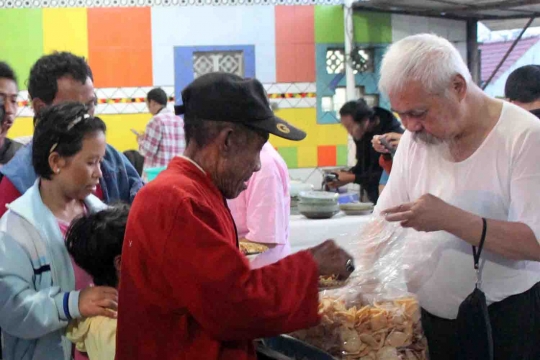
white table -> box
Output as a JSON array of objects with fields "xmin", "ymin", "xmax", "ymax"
[{"xmin": 289, "ymin": 212, "xmax": 372, "ymax": 254}]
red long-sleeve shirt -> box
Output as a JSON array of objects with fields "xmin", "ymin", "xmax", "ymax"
[
  {"xmin": 115, "ymin": 157, "xmax": 320, "ymax": 360},
  {"xmin": 0, "ymin": 177, "xmax": 21, "ymax": 217}
]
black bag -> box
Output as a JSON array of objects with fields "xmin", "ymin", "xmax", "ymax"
[{"xmin": 456, "ymin": 218, "xmax": 494, "ymax": 360}]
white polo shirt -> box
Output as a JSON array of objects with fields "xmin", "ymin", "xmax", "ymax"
[{"xmin": 374, "ymin": 101, "xmax": 540, "ymax": 319}]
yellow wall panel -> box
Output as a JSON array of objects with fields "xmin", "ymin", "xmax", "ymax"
[
  {"xmin": 43, "ymin": 8, "xmax": 88, "ymax": 58},
  {"xmin": 9, "ymin": 113, "xmax": 151, "ymax": 153},
  {"xmin": 269, "ymin": 108, "xmax": 348, "ymax": 148},
  {"xmin": 270, "ymin": 108, "xmax": 317, "ymax": 147},
  {"xmin": 11, "ymin": 110, "xmax": 347, "ymax": 166},
  {"xmin": 8, "ymin": 117, "xmax": 33, "ymax": 139},
  {"xmin": 314, "ymin": 123, "xmax": 348, "ymax": 145},
  {"xmin": 99, "ymin": 113, "xmax": 150, "ymax": 152},
  {"xmin": 297, "ymin": 146, "xmax": 317, "ymax": 168}
]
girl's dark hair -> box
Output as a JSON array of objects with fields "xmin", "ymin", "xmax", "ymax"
[
  {"xmin": 65, "ymin": 204, "xmax": 130, "ymax": 287},
  {"xmin": 32, "ymin": 102, "xmax": 106, "ymax": 180},
  {"xmin": 339, "ymin": 99, "xmax": 376, "ymax": 123}
]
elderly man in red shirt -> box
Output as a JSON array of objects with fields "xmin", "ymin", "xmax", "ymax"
[{"xmin": 116, "ymin": 73, "xmax": 355, "ymax": 360}]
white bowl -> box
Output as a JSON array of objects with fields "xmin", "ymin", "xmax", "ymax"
[
  {"xmin": 298, "ymin": 191, "xmax": 339, "ymax": 205},
  {"xmin": 290, "ymin": 181, "xmax": 314, "ymax": 198}
]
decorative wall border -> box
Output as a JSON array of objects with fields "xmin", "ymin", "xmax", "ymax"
[
  {"xmin": 0, "ymin": 0, "xmax": 341, "ymax": 8},
  {"xmin": 15, "ymin": 82, "xmax": 317, "ymax": 117}
]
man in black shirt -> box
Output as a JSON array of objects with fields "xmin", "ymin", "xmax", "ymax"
[
  {"xmin": 0, "ymin": 62, "xmax": 22, "ymax": 167},
  {"xmin": 505, "ymin": 65, "xmax": 540, "ymax": 119},
  {"xmin": 327, "ymin": 99, "xmax": 403, "ymax": 204}
]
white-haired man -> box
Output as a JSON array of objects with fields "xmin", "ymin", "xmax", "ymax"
[{"xmin": 375, "ymin": 33, "xmax": 540, "ymax": 359}]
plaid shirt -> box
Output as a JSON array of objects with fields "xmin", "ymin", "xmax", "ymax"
[{"xmin": 139, "ymin": 108, "xmax": 185, "ymax": 177}]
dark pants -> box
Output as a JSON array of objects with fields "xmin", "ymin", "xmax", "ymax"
[{"xmin": 421, "ymin": 282, "xmax": 540, "ymax": 360}]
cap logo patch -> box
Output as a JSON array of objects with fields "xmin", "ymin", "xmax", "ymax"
[{"xmin": 277, "ymin": 123, "xmax": 290, "ymax": 134}]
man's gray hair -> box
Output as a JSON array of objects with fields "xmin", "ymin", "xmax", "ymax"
[{"xmin": 379, "ymin": 33, "xmax": 471, "ymax": 96}]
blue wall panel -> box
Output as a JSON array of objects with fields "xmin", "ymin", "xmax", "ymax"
[
  {"xmin": 315, "ymin": 43, "xmax": 390, "ymax": 124},
  {"xmin": 152, "ymin": 6, "xmax": 276, "ymax": 86},
  {"xmin": 174, "ymin": 45, "xmax": 256, "ymax": 104}
]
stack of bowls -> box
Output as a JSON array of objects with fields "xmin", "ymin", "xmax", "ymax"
[
  {"xmin": 289, "ymin": 181, "xmax": 314, "ymax": 215},
  {"xmin": 298, "ymin": 191, "xmax": 340, "ymax": 219}
]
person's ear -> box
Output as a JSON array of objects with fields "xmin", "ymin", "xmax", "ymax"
[
  {"xmin": 217, "ymin": 127, "xmax": 235, "ymax": 155},
  {"xmin": 452, "ymin": 74, "xmax": 467, "ymax": 101},
  {"xmin": 48, "ymin": 152, "xmax": 67, "ymax": 175},
  {"xmin": 32, "ymin": 98, "xmax": 47, "ymax": 123},
  {"xmin": 114, "ymin": 255, "xmax": 121, "ymax": 272}
]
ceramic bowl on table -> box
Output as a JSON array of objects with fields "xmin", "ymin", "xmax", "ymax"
[
  {"xmin": 298, "ymin": 191, "xmax": 340, "ymax": 219},
  {"xmin": 298, "ymin": 203, "xmax": 340, "ymax": 219},
  {"xmin": 298, "ymin": 191, "xmax": 339, "ymax": 205},
  {"xmin": 290, "ymin": 181, "xmax": 314, "ymax": 215},
  {"xmin": 339, "ymin": 202, "xmax": 374, "ymax": 215}
]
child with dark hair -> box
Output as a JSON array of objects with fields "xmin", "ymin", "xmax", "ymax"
[
  {"xmin": 65, "ymin": 204, "xmax": 129, "ymax": 360},
  {"xmin": 0, "ymin": 102, "xmax": 118, "ymax": 360}
]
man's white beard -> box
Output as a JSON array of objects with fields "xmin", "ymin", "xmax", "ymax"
[{"xmin": 412, "ymin": 131, "xmax": 443, "ymax": 145}]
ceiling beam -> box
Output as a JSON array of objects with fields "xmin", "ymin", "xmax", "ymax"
[
  {"xmin": 351, "ymin": 4, "xmax": 470, "ymax": 21},
  {"xmin": 351, "ymin": 2, "xmax": 540, "ymax": 21},
  {"xmin": 482, "ymin": 16, "xmax": 536, "ymax": 89}
]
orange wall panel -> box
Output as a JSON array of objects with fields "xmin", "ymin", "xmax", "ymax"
[
  {"xmin": 317, "ymin": 145, "xmax": 337, "ymax": 167},
  {"xmin": 275, "ymin": 5, "xmax": 315, "ymax": 82},
  {"xmin": 87, "ymin": 7, "xmax": 152, "ymax": 87}
]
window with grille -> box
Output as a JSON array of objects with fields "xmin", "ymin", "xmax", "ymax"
[
  {"xmin": 192, "ymin": 51, "xmax": 244, "ymax": 78},
  {"xmin": 325, "ymin": 48, "xmax": 374, "ymax": 75},
  {"xmin": 321, "ymin": 87, "xmax": 379, "ymax": 117}
]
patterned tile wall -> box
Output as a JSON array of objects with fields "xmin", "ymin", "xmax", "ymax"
[
  {"xmin": 15, "ymin": 82, "xmax": 317, "ymax": 117},
  {"xmin": 0, "ymin": 0, "xmax": 342, "ymax": 7}
]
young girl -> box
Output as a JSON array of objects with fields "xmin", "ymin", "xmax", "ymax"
[
  {"xmin": 0, "ymin": 102, "xmax": 118, "ymax": 360},
  {"xmin": 65, "ymin": 204, "xmax": 129, "ymax": 360}
]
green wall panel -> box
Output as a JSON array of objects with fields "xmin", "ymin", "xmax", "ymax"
[
  {"xmin": 315, "ymin": 5, "xmax": 392, "ymax": 44},
  {"xmin": 314, "ymin": 6, "xmax": 344, "ymax": 44},
  {"xmin": 336, "ymin": 144, "xmax": 348, "ymax": 166},
  {"xmin": 277, "ymin": 147, "xmax": 298, "ymax": 169},
  {"xmin": 0, "ymin": 9, "xmax": 44, "ymax": 89}
]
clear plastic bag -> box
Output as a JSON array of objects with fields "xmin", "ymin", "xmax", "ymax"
[{"xmin": 293, "ymin": 215, "xmax": 438, "ymax": 360}]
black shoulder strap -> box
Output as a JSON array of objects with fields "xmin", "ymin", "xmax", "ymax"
[{"xmin": 472, "ymin": 218, "xmax": 487, "ymax": 287}]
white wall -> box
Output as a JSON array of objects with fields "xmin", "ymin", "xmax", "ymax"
[
  {"xmin": 391, "ymin": 14, "xmax": 468, "ymax": 61},
  {"xmin": 151, "ymin": 6, "xmax": 276, "ymax": 86},
  {"xmin": 483, "ymin": 40, "xmax": 540, "ymax": 98}
]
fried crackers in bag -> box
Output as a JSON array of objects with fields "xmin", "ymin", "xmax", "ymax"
[{"xmin": 292, "ymin": 216, "xmax": 433, "ymax": 360}]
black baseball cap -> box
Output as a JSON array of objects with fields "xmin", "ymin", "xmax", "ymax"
[{"xmin": 175, "ymin": 72, "xmax": 306, "ymax": 141}]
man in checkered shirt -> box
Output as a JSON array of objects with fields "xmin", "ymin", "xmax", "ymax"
[{"xmin": 138, "ymin": 88, "xmax": 185, "ymax": 180}]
